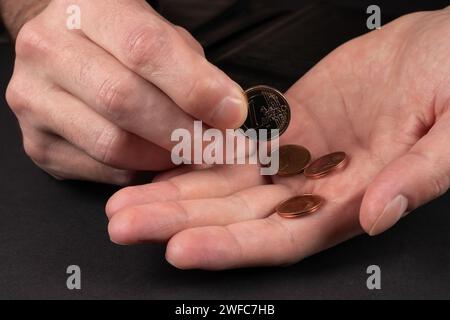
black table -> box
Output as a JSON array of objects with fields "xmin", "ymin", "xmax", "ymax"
[{"xmin": 0, "ymin": 1, "xmax": 449, "ymax": 299}]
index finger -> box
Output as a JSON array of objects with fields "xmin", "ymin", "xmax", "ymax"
[{"xmin": 78, "ymin": 0, "xmax": 247, "ymax": 129}]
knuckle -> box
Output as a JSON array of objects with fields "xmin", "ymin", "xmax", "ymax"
[
  {"xmin": 185, "ymin": 75, "xmax": 218, "ymax": 116},
  {"xmin": 429, "ymin": 159, "xmax": 449, "ymax": 198},
  {"xmin": 430, "ymin": 176, "xmax": 448, "ymax": 199},
  {"xmin": 93, "ymin": 126, "xmax": 123, "ymax": 165},
  {"xmin": 15, "ymin": 20, "xmax": 51, "ymax": 58},
  {"xmin": 96, "ymin": 77, "xmax": 135, "ymax": 120},
  {"xmin": 174, "ymin": 25, "xmax": 204, "ymax": 56},
  {"xmin": 412, "ymin": 158, "xmax": 449, "ymax": 207},
  {"xmin": 123, "ymin": 24, "xmax": 172, "ymax": 71},
  {"xmin": 173, "ymin": 25, "xmax": 190, "ymax": 37},
  {"xmin": 23, "ymin": 138, "xmax": 51, "ymax": 167},
  {"xmin": 5, "ymin": 79, "xmax": 27, "ymax": 115},
  {"xmin": 409, "ymin": 151, "xmax": 449, "ymax": 200}
]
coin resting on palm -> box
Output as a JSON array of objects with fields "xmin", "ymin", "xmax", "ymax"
[
  {"xmin": 274, "ymin": 147, "xmax": 349, "ymax": 219},
  {"xmin": 240, "ymin": 85, "xmax": 291, "ymax": 141},
  {"xmin": 276, "ymin": 145, "xmax": 311, "ymax": 176},
  {"xmin": 304, "ymin": 152, "xmax": 348, "ymax": 179},
  {"xmin": 276, "ymin": 194, "xmax": 324, "ymax": 218}
]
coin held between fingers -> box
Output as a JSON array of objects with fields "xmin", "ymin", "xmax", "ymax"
[{"xmin": 240, "ymin": 85, "xmax": 291, "ymax": 141}]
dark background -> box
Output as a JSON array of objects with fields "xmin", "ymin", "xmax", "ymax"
[{"xmin": 0, "ymin": 0, "xmax": 449, "ymax": 299}]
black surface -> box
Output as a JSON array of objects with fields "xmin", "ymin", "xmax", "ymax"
[{"xmin": 0, "ymin": 1, "xmax": 449, "ymax": 299}]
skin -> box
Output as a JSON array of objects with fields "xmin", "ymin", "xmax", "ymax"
[
  {"xmin": 106, "ymin": 8, "xmax": 450, "ymax": 270},
  {"xmin": 3, "ymin": 0, "xmax": 247, "ymax": 185}
]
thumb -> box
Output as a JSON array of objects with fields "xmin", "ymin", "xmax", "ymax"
[{"xmin": 360, "ymin": 116, "xmax": 450, "ymax": 236}]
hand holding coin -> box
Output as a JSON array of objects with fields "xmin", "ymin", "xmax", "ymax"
[{"xmin": 106, "ymin": 9, "xmax": 450, "ymax": 270}]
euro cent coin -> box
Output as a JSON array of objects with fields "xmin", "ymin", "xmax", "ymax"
[
  {"xmin": 304, "ymin": 151, "xmax": 348, "ymax": 179},
  {"xmin": 239, "ymin": 85, "xmax": 291, "ymax": 141},
  {"xmin": 276, "ymin": 144, "xmax": 311, "ymax": 177},
  {"xmin": 276, "ymin": 194, "xmax": 324, "ymax": 218}
]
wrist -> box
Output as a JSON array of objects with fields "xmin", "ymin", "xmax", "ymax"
[{"xmin": 0, "ymin": 0, "xmax": 51, "ymax": 39}]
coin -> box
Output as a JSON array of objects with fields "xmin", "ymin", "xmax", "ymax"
[
  {"xmin": 239, "ymin": 85, "xmax": 291, "ymax": 141},
  {"xmin": 276, "ymin": 194, "xmax": 324, "ymax": 218},
  {"xmin": 276, "ymin": 144, "xmax": 311, "ymax": 177},
  {"xmin": 304, "ymin": 151, "xmax": 348, "ymax": 179}
]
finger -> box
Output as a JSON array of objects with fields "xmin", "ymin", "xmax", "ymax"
[
  {"xmin": 78, "ymin": 0, "xmax": 247, "ymax": 128},
  {"xmin": 17, "ymin": 75, "xmax": 173, "ymax": 170},
  {"xmin": 106, "ymin": 164, "xmax": 265, "ymax": 217},
  {"xmin": 34, "ymin": 30, "xmax": 204, "ymax": 153},
  {"xmin": 107, "ymin": 184, "xmax": 292, "ymax": 244},
  {"xmin": 22, "ymin": 131, "xmax": 136, "ymax": 186},
  {"xmin": 149, "ymin": 8, "xmax": 205, "ymax": 56},
  {"xmin": 152, "ymin": 164, "xmax": 210, "ymax": 182},
  {"xmin": 165, "ymin": 196, "xmax": 362, "ymax": 270},
  {"xmin": 173, "ymin": 25, "xmax": 205, "ymax": 56},
  {"xmin": 360, "ymin": 113, "xmax": 450, "ymax": 236}
]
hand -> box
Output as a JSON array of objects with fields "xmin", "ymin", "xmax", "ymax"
[
  {"xmin": 105, "ymin": 8, "xmax": 450, "ymax": 269},
  {"xmin": 5, "ymin": 0, "xmax": 246, "ymax": 184}
]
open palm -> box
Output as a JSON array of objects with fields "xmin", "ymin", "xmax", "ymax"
[{"xmin": 105, "ymin": 9, "xmax": 450, "ymax": 269}]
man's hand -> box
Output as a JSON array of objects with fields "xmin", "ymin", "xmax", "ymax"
[
  {"xmin": 3, "ymin": 0, "xmax": 246, "ymax": 184},
  {"xmin": 105, "ymin": 8, "xmax": 450, "ymax": 269}
]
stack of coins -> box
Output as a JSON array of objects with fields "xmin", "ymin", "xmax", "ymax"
[{"xmin": 240, "ymin": 85, "xmax": 349, "ymax": 219}]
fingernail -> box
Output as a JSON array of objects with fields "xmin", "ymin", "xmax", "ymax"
[
  {"xmin": 369, "ymin": 194, "xmax": 409, "ymax": 236},
  {"xmin": 212, "ymin": 90, "xmax": 247, "ymax": 129}
]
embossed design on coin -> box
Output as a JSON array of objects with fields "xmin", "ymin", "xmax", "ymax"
[{"xmin": 240, "ymin": 85, "xmax": 291, "ymax": 140}]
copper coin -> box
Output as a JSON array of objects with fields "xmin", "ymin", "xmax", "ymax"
[
  {"xmin": 276, "ymin": 194, "xmax": 324, "ymax": 218},
  {"xmin": 304, "ymin": 151, "xmax": 348, "ymax": 179},
  {"xmin": 239, "ymin": 85, "xmax": 291, "ymax": 141},
  {"xmin": 276, "ymin": 145, "xmax": 311, "ymax": 177}
]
